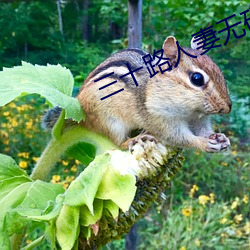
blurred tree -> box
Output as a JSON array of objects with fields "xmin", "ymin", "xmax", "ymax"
[{"xmin": 128, "ymin": 0, "xmax": 142, "ymax": 48}]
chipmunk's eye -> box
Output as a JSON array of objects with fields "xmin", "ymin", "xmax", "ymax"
[{"xmin": 190, "ymin": 72, "xmax": 204, "ymax": 87}]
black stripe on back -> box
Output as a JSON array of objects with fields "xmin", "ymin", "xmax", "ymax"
[
  {"xmin": 125, "ymin": 48, "xmax": 148, "ymax": 57},
  {"xmin": 91, "ymin": 60, "xmax": 144, "ymax": 85}
]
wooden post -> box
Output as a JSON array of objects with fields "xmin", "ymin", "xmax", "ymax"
[
  {"xmin": 125, "ymin": 224, "xmax": 137, "ymax": 250},
  {"xmin": 128, "ymin": 0, "xmax": 142, "ymax": 49}
]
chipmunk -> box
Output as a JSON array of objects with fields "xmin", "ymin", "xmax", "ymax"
[{"xmin": 43, "ymin": 36, "xmax": 232, "ymax": 153}]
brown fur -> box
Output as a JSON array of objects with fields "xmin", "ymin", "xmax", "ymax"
[{"xmin": 77, "ymin": 36, "xmax": 232, "ymax": 152}]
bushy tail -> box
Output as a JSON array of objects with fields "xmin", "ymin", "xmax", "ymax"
[{"xmin": 41, "ymin": 106, "xmax": 62, "ymax": 130}]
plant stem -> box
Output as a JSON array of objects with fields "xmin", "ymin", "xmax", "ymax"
[{"xmin": 30, "ymin": 126, "xmax": 118, "ymax": 181}]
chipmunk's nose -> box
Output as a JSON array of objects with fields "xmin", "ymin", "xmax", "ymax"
[{"xmin": 219, "ymin": 101, "xmax": 232, "ymax": 114}]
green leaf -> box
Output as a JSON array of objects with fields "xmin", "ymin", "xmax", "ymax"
[
  {"xmin": 52, "ymin": 108, "xmax": 65, "ymax": 139},
  {"xmin": 56, "ymin": 205, "xmax": 80, "ymax": 250},
  {"xmin": 0, "ymin": 154, "xmax": 65, "ymax": 244},
  {"xmin": 26, "ymin": 199, "xmax": 63, "ymax": 222},
  {"xmin": 3, "ymin": 210, "xmax": 31, "ymax": 237},
  {"xmin": 21, "ymin": 235, "xmax": 45, "ymax": 250},
  {"xmin": 96, "ymin": 167, "xmax": 136, "ymax": 212},
  {"xmin": 0, "ymin": 176, "xmax": 32, "ymax": 201},
  {"xmin": 45, "ymin": 221, "xmax": 56, "ymax": 249},
  {"xmin": 0, "ymin": 231, "xmax": 10, "ymax": 250},
  {"xmin": 20, "ymin": 181, "xmax": 64, "ymax": 213},
  {"xmin": 0, "ymin": 182, "xmax": 33, "ymax": 218},
  {"xmin": 80, "ymin": 226, "xmax": 92, "ymax": 240},
  {"xmin": 0, "ymin": 62, "xmax": 85, "ymax": 122},
  {"xmin": 64, "ymin": 154, "xmax": 111, "ymax": 213},
  {"xmin": 103, "ymin": 200, "xmax": 119, "ymax": 219},
  {"xmin": 65, "ymin": 142, "xmax": 96, "ymax": 165},
  {"xmin": 80, "ymin": 199, "xmax": 103, "ymax": 226},
  {"xmin": 0, "ymin": 154, "xmax": 30, "ymax": 181}
]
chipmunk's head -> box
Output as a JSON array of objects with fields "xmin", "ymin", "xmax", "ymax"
[{"xmin": 160, "ymin": 36, "xmax": 232, "ymax": 115}]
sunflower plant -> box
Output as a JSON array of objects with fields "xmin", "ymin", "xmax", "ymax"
[{"xmin": 0, "ymin": 62, "xmax": 183, "ymax": 249}]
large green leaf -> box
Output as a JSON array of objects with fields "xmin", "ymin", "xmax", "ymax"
[
  {"xmin": 0, "ymin": 154, "xmax": 30, "ymax": 181},
  {"xmin": 79, "ymin": 199, "xmax": 103, "ymax": 227},
  {"xmin": 20, "ymin": 181, "xmax": 64, "ymax": 213},
  {"xmin": 103, "ymin": 200, "xmax": 119, "ymax": 219},
  {"xmin": 56, "ymin": 205, "xmax": 80, "ymax": 250},
  {"xmin": 96, "ymin": 166, "xmax": 136, "ymax": 212},
  {"xmin": 0, "ymin": 62, "xmax": 85, "ymax": 121},
  {"xmin": 0, "ymin": 154, "xmax": 65, "ymax": 248},
  {"xmin": 63, "ymin": 154, "xmax": 110, "ymax": 213},
  {"xmin": 65, "ymin": 142, "xmax": 96, "ymax": 165}
]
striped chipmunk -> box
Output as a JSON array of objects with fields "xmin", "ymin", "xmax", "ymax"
[{"xmin": 43, "ymin": 36, "xmax": 232, "ymax": 153}]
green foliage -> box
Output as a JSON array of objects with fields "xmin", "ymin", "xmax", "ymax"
[
  {"xmin": 0, "ymin": 154, "xmax": 64, "ymax": 249},
  {"xmin": 138, "ymin": 197, "xmax": 249, "ymax": 249},
  {"xmin": 0, "ymin": 1, "xmax": 249, "ymax": 249},
  {"xmin": 0, "ymin": 62, "xmax": 182, "ymax": 249},
  {"xmin": 0, "ymin": 62, "xmax": 84, "ymax": 122}
]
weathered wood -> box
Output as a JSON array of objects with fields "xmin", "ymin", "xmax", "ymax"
[{"xmin": 128, "ymin": 0, "xmax": 142, "ymax": 49}]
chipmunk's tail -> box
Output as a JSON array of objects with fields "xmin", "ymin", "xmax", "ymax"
[{"xmin": 41, "ymin": 106, "xmax": 62, "ymax": 130}]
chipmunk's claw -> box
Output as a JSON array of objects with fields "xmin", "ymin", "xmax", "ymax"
[{"xmin": 208, "ymin": 133, "xmax": 230, "ymax": 152}]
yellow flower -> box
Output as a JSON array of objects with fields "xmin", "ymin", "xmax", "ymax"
[
  {"xmin": 235, "ymin": 157, "xmax": 242, "ymax": 163},
  {"xmin": 220, "ymin": 217, "xmax": 228, "ymax": 224},
  {"xmin": 231, "ymin": 198, "xmax": 239, "ymax": 209},
  {"xmin": 232, "ymin": 150, "xmax": 237, "ymax": 156},
  {"xmin": 4, "ymin": 147, "xmax": 10, "ymax": 152},
  {"xmin": 66, "ymin": 176, "xmax": 75, "ymax": 182},
  {"xmin": 9, "ymin": 102, "xmax": 16, "ymax": 108},
  {"xmin": 194, "ymin": 238, "xmax": 201, "ymax": 247},
  {"xmin": 3, "ymin": 138, "xmax": 9, "ymax": 145},
  {"xmin": 244, "ymin": 221, "xmax": 250, "ymax": 234},
  {"xmin": 62, "ymin": 160, "xmax": 69, "ymax": 166},
  {"xmin": 19, "ymin": 161, "xmax": 28, "ymax": 169},
  {"xmin": 18, "ymin": 152, "xmax": 29, "ymax": 159},
  {"xmin": 75, "ymin": 159, "xmax": 81, "ymax": 165},
  {"xmin": 179, "ymin": 247, "xmax": 186, "ymax": 250},
  {"xmin": 221, "ymin": 162, "xmax": 228, "ymax": 167},
  {"xmin": 234, "ymin": 214, "xmax": 243, "ymax": 224},
  {"xmin": 182, "ymin": 207, "xmax": 192, "ymax": 217},
  {"xmin": 17, "ymin": 105, "xmax": 30, "ymax": 112},
  {"xmin": 221, "ymin": 232, "xmax": 227, "ymax": 238},
  {"xmin": 63, "ymin": 182, "xmax": 69, "ymax": 189},
  {"xmin": 32, "ymin": 157, "xmax": 39, "ymax": 162},
  {"xmin": 236, "ymin": 229, "xmax": 242, "ymax": 237},
  {"xmin": 189, "ymin": 184, "xmax": 199, "ymax": 197},
  {"xmin": 26, "ymin": 121, "xmax": 33, "ymax": 129},
  {"xmin": 71, "ymin": 165, "xmax": 77, "ymax": 172},
  {"xmin": 51, "ymin": 175, "xmax": 61, "ymax": 183},
  {"xmin": 209, "ymin": 193, "xmax": 215, "ymax": 204},
  {"xmin": 11, "ymin": 120, "xmax": 18, "ymax": 127},
  {"xmin": 198, "ymin": 195, "xmax": 210, "ymax": 206},
  {"xmin": 243, "ymin": 195, "xmax": 248, "ymax": 204},
  {"xmin": 3, "ymin": 111, "xmax": 9, "ymax": 116},
  {"xmin": 0, "ymin": 130, "xmax": 8, "ymax": 138}
]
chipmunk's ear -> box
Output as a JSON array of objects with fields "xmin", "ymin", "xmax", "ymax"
[
  {"xmin": 163, "ymin": 36, "xmax": 178, "ymax": 66},
  {"xmin": 191, "ymin": 36, "xmax": 204, "ymax": 52}
]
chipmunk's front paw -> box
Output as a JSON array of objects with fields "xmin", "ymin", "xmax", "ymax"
[{"xmin": 206, "ymin": 133, "xmax": 230, "ymax": 152}]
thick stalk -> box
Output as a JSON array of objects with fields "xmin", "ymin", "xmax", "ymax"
[{"xmin": 30, "ymin": 126, "xmax": 118, "ymax": 181}]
